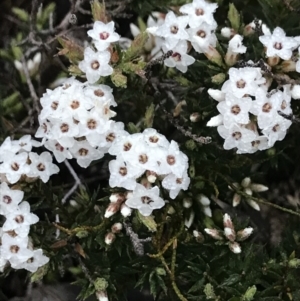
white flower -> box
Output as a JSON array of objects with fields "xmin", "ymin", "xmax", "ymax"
[
  {"xmin": 44, "ymin": 139, "xmax": 73, "ymax": 163},
  {"xmin": 179, "ymin": 0, "xmax": 218, "ymax": 28},
  {"xmin": 142, "ymin": 128, "xmax": 170, "ymax": 148},
  {"xmin": 217, "ymin": 124, "xmax": 257, "ymax": 150},
  {"xmin": 161, "ymin": 171, "xmax": 190, "ymax": 199},
  {"xmin": 0, "ymin": 152, "xmax": 30, "ymax": 184},
  {"xmin": 12, "ymin": 135, "xmax": 41, "ymax": 153},
  {"xmin": 27, "ymin": 152, "xmax": 59, "ymax": 183},
  {"xmin": 125, "ymin": 184, "xmax": 165, "ymax": 216},
  {"xmin": 296, "ymin": 47, "xmax": 300, "ymax": 73},
  {"xmin": 154, "ymin": 11, "xmax": 189, "ymax": 49},
  {"xmin": 250, "ymin": 88, "xmax": 282, "ymax": 129},
  {"xmin": 187, "ymin": 22, "xmax": 217, "ymax": 53},
  {"xmin": 83, "ymin": 84, "xmax": 117, "ymax": 107},
  {"xmin": 217, "ymin": 94, "xmax": 252, "ymax": 127},
  {"xmin": 69, "ymin": 140, "xmax": 104, "ymax": 168},
  {"xmin": 197, "ymin": 194, "xmax": 212, "ymax": 217},
  {"xmin": 222, "ymin": 67, "xmax": 265, "ymax": 98},
  {"xmin": 207, "ymin": 89, "xmax": 225, "ymax": 102},
  {"xmin": 0, "ymin": 182, "xmax": 24, "ymax": 215},
  {"xmin": 0, "ymin": 137, "xmax": 20, "ymax": 162},
  {"xmin": 15, "ymin": 249, "xmax": 49, "ymax": 272},
  {"xmin": 228, "ymin": 34, "xmax": 247, "ymax": 54},
  {"xmin": 108, "ymin": 159, "xmax": 144, "ymax": 190},
  {"xmin": 160, "ymin": 141, "xmax": 189, "ymax": 178},
  {"xmin": 2, "ymin": 201, "xmax": 39, "ymax": 237},
  {"xmin": 291, "ymin": 84, "xmax": 300, "ymax": 99},
  {"xmin": 236, "ymin": 135, "xmax": 269, "ymax": 154},
  {"xmin": 262, "ymin": 115, "xmax": 292, "ymax": 147},
  {"xmin": 87, "ymin": 21, "xmax": 120, "ymax": 51},
  {"xmin": 163, "ymin": 40, "xmax": 195, "ymax": 73},
  {"xmin": 0, "ymin": 234, "xmax": 33, "ymax": 266},
  {"xmin": 78, "ymin": 47, "xmax": 113, "ymax": 84},
  {"xmin": 259, "ymin": 27, "xmax": 298, "ymax": 60}
]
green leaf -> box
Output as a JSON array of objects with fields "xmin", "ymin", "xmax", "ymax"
[
  {"xmin": 220, "ymin": 274, "xmax": 241, "ymax": 286},
  {"xmin": 204, "ymin": 283, "xmax": 216, "ymax": 299},
  {"xmin": 137, "ymin": 211, "xmax": 157, "ymax": 232},
  {"xmin": 144, "ymin": 103, "xmax": 155, "ymax": 128},
  {"xmin": 228, "ymin": 3, "xmax": 240, "ymax": 31},
  {"xmin": 12, "ymin": 7, "xmax": 29, "ymax": 22},
  {"xmin": 111, "ymin": 69, "xmax": 127, "ymax": 88},
  {"xmin": 123, "ymin": 32, "xmax": 149, "ymax": 62},
  {"xmin": 91, "ymin": 0, "xmax": 107, "ymax": 22},
  {"xmin": 242, "ymin": 285, "xmax": 257, "ymax": 301},
  {"xmin": 288, "ymin": 258, "xmax": 300, "ymax": 268}
]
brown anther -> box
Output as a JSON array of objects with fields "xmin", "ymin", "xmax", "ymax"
[
  {"xmin": 149, "ymin": 136, "xmax": 159, "ymax": 143},
  {"xmin": 141, "ymin": 196, "xmax": 153, "ymax": 204},
  {"xmin": 87, "ymin": 119, "xmax": 97, "ymax": 130},
  {"xmin": 272, "ymin": 124, "xmax": 280, "ymax": 132},
  {"xmin": 197, "ymin": 30, "xmax": 206, "ymax": 38},
  {"xmin": 195, "ymin": 8, "xmax": 204, "ymax": 16},
  {"xmin": 236, "ymin": 79, "xmax": 246, "ymax": 89},
  {"xmin": 11, "ymin": 162, "xmax": 19, "ymax": 171},
  {"xmin": 251, "ymin": 140, "xmax": 261, "ymax": 147},
  {"xmin": 172, "ymin": 52, "xmax": 182, "ymax": 62},
  {"xmin": 51, "ymin": 101, "xmax": 59, "ymax": 110},
  {"xmin": 79, "ymin": 148, "xmax": 88, "ymax": 156},
  {"xmin": 91, "ymin": 60, "xmax": 100, "ymax": 70},
  {"xmin": 119, "ymin": 167, "xmax": 127, "ymax": 176},
  {"xmin": 106, "ymin": 133, "xmax": 116, "ymax": 142},
  {"xmin": 167, "ymin": 155, "xmax": 176, "ymax": 165},
  {"xmin": 60, "ymin": 123, "xmax": 69, "ymax": 133},
  {"xmin": 55, "ymin": 143, "xmax": 64, "ymax": 152},
  {"xmin": 232, "ymin": 131, "xmax": 242, "ymax": 140},
  {"xmin": 70, "ymin": 100, "xmax": 80, "ymax": 109},
  {"xmin": 10, "ymin": 245, "xmax": 20, "ymax": 253},
  {"xmin": 273, "ymin": 42, "xmax": 282, "ymax": 50},
  {"xmin": 3, "ymin": 195, "xmax": 12, "ymax": 204},
  {"xmin": 37, "ymin": 163, "xmax": 45, "ymax": 171},
  {"xmin": 170, "ymin": 25, "xmax": 179, "ymax": 34},
  {"xmin": 262, "ymin": 102, "xmax": 272, "ymax": 113},
  {"xmin": 100, "ymin": 32, "xmax": 110, "ymax": 40},
  {"xmin": 123, "ymin": 142, "xmax": 132, "ymax": 151},
  {"xmin": 176, "ymin": 178, "xmax": 183, "ymax": 184},
  {"xmin": 139, "ymin": 154, "xmax": 148, "ymax": 164},
  {"xmin": 231, "ymin": 105, "xmax": 241, "ymax": 115},
  {"xmin": 14, "ymin": 215, "xmax": 24, "ymax": 223},
  {"xmin": 94, "ymin": 89, "xmax": 104, "ymax": 97},
  {"xmin": 281, "ymin": 100, "xmax": 287, "ymax": 110}
]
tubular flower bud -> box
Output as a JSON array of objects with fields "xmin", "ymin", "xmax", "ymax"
[
  {"xmin": 204, "ymin": 228, "xmax": 223, "ymax": 240},
  {"xmin": 229, "ymin": 241, "xmax": 241, "ymax": 254},
  {"xmin": 237, "ymin": 227, "xmax": 253, "ymax": 241},
  {"xmin": 104, "ymin": 202, "xmax": 120, "ymax": 218},
  {"xmin": 111, "ymin": 222, "xmax": 123, "ymax": 234},
  {"xmin": 105, "ymin": 232, "xmax": 116, "ymax": 245}
]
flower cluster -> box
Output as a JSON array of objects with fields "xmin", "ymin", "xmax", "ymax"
[
  {"xmin": 0, "ymin": 135, "xmax": 59, "ymax": 184},
  {"xmin": 79, "ymin": 21, "xmax": 120, "ymax": 84},
  {"xmin": 205, "ymin": 213, "xmax": 253, "ymax": 254},
  {"xmin": 206, "ymin": 24, "xmax": 300, "ymax": 153},
  {"xmin": 147, "ymin": 0, "xmax": 219, "ymax": 73},
  {"xmin": 108, "ymin": 128, "xmax": 190, "ymax": 216},
  {"xmin": 35, "ymin": 78, "xmax": 119, "ymax": 168},
  {"xmin": 0, "ymin": 183, "xmax": 49, "ymax": 272}
]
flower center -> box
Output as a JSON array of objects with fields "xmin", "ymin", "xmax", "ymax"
[
  {"xmin": 60, "ymin": 123, "xmax": 69, "ymax": 133},
  {"xmin": 141, "ymin": 196, "xmax": 153, "ymax": 204},
  {"xmin": 70, "ymin": 100, "xmax": 80, "ymax": 109},
  {"xmin": 79, "ymin": 148, "xmax": 88, "ymax": 156},
  {"xmin": 236, "ymin": 79, "xmax": 246, "ymax": 89},
  {"xmin": 281, "ymin": 100, "xmax": 287, "ymax": 110},
  {"xmin": 231, "ymin": 105, "xmax": 241, "ymax": 115},
  {"xmin": 272, "ymin": 124, "xmax": 280, "ymax": 132},
  {"xmin": 106, "ymin": 133, "xmax": 116, "ymax": 142},
  {"xmin": 10, "ymin": 245, "xmax": 20, "ymax": 253},
  {"xmin": 91, "ymin": 60, "xmax": 100, "ymax": 70},
  {"xmin": 232, "ymin": 131, "xmax": 242, "ymax": 140},
  {"xmin": 119, "ymin": 167, "xmax": 127, "ymax": 176},
  {"xmin": 87, "ymin": 119, "xmax": 97, "ymax": 130},
  {"xmin": 195, "ymin": 8, "xmax": 204, "ymax": 16},
  {"xmin": 149, "ymin": 136, "xmax": 159, "ymax": 143},
  {"xmin": 11, "ymin": 162, "xmax": 20, "ymax": 171},
  {"xmin": 172, "ymin": 52, "xmax": 182, "ymax": 62},
  {"xmin": 273, "ymin": 42, "xmax": 283, "ymax": 50},
  {"xmin": 55, "ymin": 143, "xmax": 64, "ymax": 152},
  {"xmin": 123, "ymin": 142, "xmax": 132, "ymax": 151},
  {"xmin": 3, "ymin": 195, "xmax": 12, "ymax": 204},
  {"xmin": 139, "ymin": 154, "xmax": 148, "ymax": 164},
  {"xmin": 176, "ymin": 178, "xmax": 183, "ymax": 184},
  {"xmin": 167, "ymin": 155, "xmax": 176, "ymax": 165},
  {"xmin": 94, "ymin": 89, "xmax": 104, "ymax": 97},
  {"xmin": 42, "ymin": 123, "xmax": 48, "ymax": 133},
  {"xmin": 251, "ymin": 140, "xmax": 261, "ymax": 147},
  {"xmin": 170, "ymin": 25, "xmax": 179, "ymax": 34},
  {"xmin": 196, "ymin": 30, "xmax": 206, "ymax": 38},
  {"xmin": 51, "ymin": 101, "xmax": 59, "ymax": 110},
  {"xmin": 262, "ymin": 102, "xmax": 272, "ymax": 113},
  {"xmin": 14, "ymin": 215, "xmax": 24, "ymax": 223},
  {"xmin": 37, "ymin": 163, "xmax": 46, "ymax": 171},
  {"xmin": 100, "ymin": 31, "xmax": 110, "ymax": 40}
]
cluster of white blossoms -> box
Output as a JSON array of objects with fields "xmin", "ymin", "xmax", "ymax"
[
  {"xmin": 108, "ymin": 128, "xmax": 190, "ymax": 216},
  {"xmin": 147, "ymin": 0, "xmax": 219, "ymax": 73},
  {"xmin": 0, "ymin": 183, "xmax": 49, "ymax": 272},
  {"xmin": 79, "ymin": 21, "xmax": 120, "ymax": 84},
  {"xmin": 0, "ymin": 135, "xmax": 59, "ymax": 184},
  {"xmin": 207, "ymin": 24, "xmax": 300, "ymax": 153},
  {"xmin": 36, "ymin": 78, "xmax": 119, "ymax": 168}
]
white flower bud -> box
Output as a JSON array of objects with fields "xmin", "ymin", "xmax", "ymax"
[
  {"xmin": 109, "ymin": 193, "xmax": 125, "ymax": 203},
  {"xmin": 183, "ymin": 198, "xmax": 193, "ymax": 208},
  {"xmin": 203, "ymin": 206, "xmax": 212, "ymax": 217},
  {"xmin": 111, "ymin": 222, "xmax": 123, "ymax": 234},
  {"xmin": 96, "ymin": 291, "xmax": 109, "ymax": 301},
  {"xmin": 207, "ymin": 89, "xmax": 225, "ymax": 102},
  {"xmin": 105, "ymin": 232, "xmax": 116, "ymax": 245},
  {"xmin": 224, "ymin": 227, "xmax": 236, "ymax": 242},
  {"xmin": 104, "ymin": 203, "xmax": 120, "ymax": 218},
  {"xmin": 204, "ymin": 228, "xmax": 223, "ymax": 240},
  {"xmin": 207, "ymin": 114, "xmax": 223, "ymax": 127},
  {"xmin": 232, "ymin": 193, "xmax": 241, "ymax": 207},
  {"xmin": 198, "ymin": 194, "xmax": 210, "ymax": 206},
  {"xmin": 223, "ymin": 213, "xmax": 234, "ymax": 230},
  {"xmin": 190, "ymin": 113, "xmax": 200, "ymax": 122},
  {"xmin": 120, "ymin": 204, "xmax": 132, "ymax": 217},
  {"xmin": 229, "ymin": 241, "xmax": 241, "ymax": 254},
  {"xmin": 250, "ymin": 184, "xmax": 268, "ymax": 192},
  {"xmin": 221, "ymin": 27, "xmax": 233, "ymax": 38},
  {"xmin": 237, "ymin": 227, "xmax": 253, "ymax": 241},
  {"xmin": 184, "ymin": 211, "xmax": 195, "ymax": 229},
  {"xmin": 247, "ymin": 199, "xmax": 260, "ymax": 211},
  {"xmin": 291, "ymin": 85, "xmax": 300, "ymax": 99},
  {"xmin": 167, "ymin": 206, "xmax": 175, "ymax": 215},
  {"xmin": 241, "ymin": 177, "xmax": 251, "ymax": 188}
]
